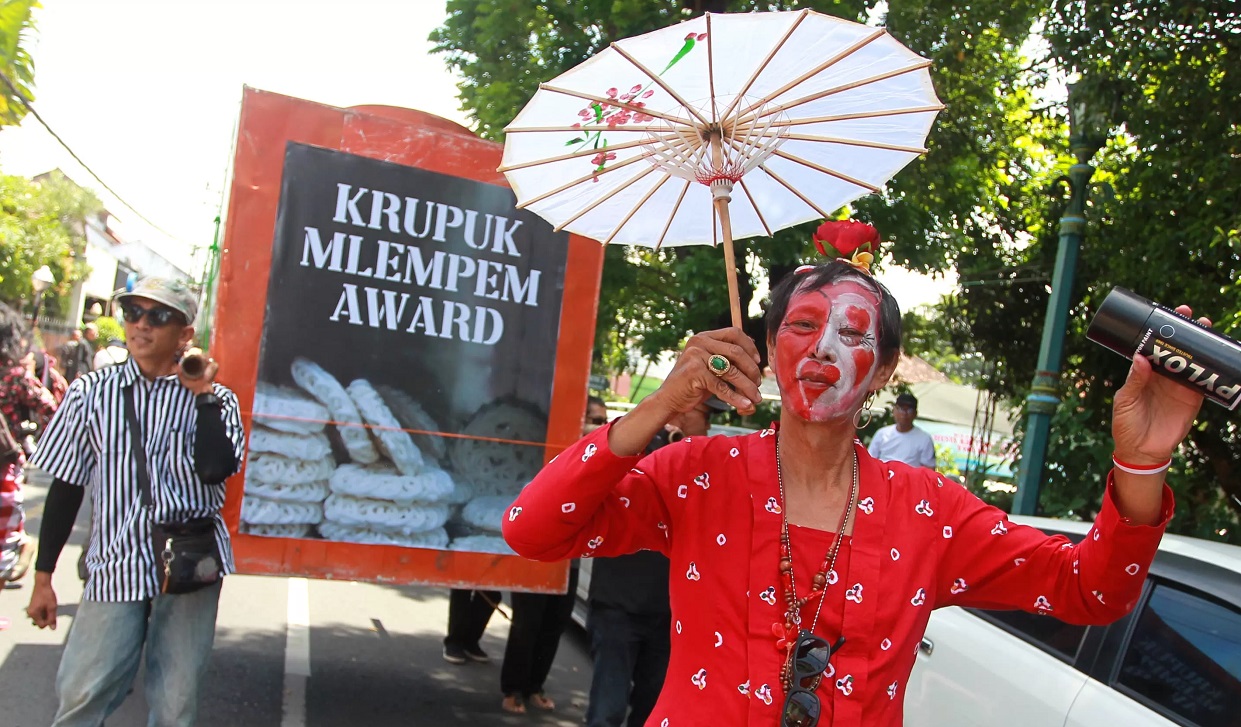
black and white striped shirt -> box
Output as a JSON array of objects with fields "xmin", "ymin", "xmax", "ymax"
[{"xmin": 31, "ymin": 358, "xmax": 245, "ymax": 601}]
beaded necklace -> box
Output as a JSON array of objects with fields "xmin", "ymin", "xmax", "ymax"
[{"xmin": 775, "ymin": 437, "xmax": 858, "ymax": 691}]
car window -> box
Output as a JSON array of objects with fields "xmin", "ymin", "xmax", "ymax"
[
  {"xmin": 970, "ymin": 608, "xmax": 1089, "ymax": 662},
  {"xmin": 1116, "ymin": 584, "xmax": 1241, "ymax": 727}
]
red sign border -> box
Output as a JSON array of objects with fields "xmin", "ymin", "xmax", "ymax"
[{"xmin": 212, "ymin": 87, "xmax": 602, "ymax": 592}]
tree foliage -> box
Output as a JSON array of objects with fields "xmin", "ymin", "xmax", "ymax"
[
  {"xmin": 0, "ymin": 0, "xmax": 37, "ymax": 127},
  {"xmin": 954, "ymin": 0, "xmax": 1241, "ymax": 540},
  {"xmin": 0, "ymin": 171, "xmax": 99, "ymax": 316},
  {"xmin": 433, "ymin": 0, "xmax": 1239, "ymax": 539}
]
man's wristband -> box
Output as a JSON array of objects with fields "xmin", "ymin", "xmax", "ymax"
[{"xmin": 195, "ymin": 392, "xmax": 221, "ymax": 408}]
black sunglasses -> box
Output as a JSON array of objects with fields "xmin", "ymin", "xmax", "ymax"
[
  {"xmin": 782, "ymin": 631, "xmax": 846, "ymax": 727},
  {"xmin": 120, "ymin": 302, "xmax": 184, "ymax": 327}
]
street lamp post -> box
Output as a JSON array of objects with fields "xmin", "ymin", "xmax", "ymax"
[
  {"xmin": 30, "ymin": 265, "xmax": 56, "ymax": 330},
  {"xmin": 1012, "ymin": 83, "xmax": 1109, "ymax": 516}
]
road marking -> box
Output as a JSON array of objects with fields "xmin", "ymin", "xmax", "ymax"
[{"xmin": 281, "ymin": 577, "xmax": 310, "ymax": 727}]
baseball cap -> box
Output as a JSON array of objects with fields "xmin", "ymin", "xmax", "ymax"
[
  {"xmin": 115, "ymin": 277, "xmax": 198, "ymax": 325},
  {"xmin": 703, "ymin": 395, "xmax": 732, "ymax": 413},
  {"xmin": 895, "ymin": 393, "xmax": 918, "ymax": 408}
]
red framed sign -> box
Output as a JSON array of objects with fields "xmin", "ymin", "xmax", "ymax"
[{"xmin": 213, "ymin": 88, "xmax": 603, "ymax": 592}]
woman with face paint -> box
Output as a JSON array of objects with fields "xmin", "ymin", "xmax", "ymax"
[{"xmin": 504, "ymin": 222, "xmax": 1206, "ymax": 727}]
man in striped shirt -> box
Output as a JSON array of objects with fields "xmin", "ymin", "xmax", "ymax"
[{"xmin": 25, "ymin": 277, "xmax": 245, "ymax": 727}]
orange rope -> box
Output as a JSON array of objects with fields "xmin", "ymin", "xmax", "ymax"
[{"xmin": 241, "ymin": 411, "xmax": 572, "ymax": 450}]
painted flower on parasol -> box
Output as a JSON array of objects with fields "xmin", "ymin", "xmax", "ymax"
[{"xmin": 500, "ymin": 10, "xmax": 943, "ymax": 326}]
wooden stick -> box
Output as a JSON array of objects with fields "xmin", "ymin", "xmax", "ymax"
[
  {"xmin": 720, "ymin": 9, "xmax": 812, "ymax": 121},
  {"xmin": 711, "ymin": 133, "xmax": 743, "ymax": 329},
  {"xmin": 730, "ymin": 26, "xmax": 887, "ymax": 121},
  {"xmin": 717, "ymin": 197, "xmax": 743, "ymax": 329},
  {"xmin": 611, "ymin": 44, "xmax": 710, "ymax": 127},
  {"xmin": 539, "ymin": 83, "xmax": 698, "ymax": 129}
]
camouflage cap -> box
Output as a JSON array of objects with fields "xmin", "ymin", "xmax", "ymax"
[{"xmin": 116, "ymin": 277, "xmax": 198, "ymax": 325}]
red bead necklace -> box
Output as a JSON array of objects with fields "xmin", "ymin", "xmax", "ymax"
[{"xmin": 774, "ymin": 437, "xmax": 858, "ymax": 691}]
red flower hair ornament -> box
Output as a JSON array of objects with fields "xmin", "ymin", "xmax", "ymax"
[{"xmin": 811, "ymin": 220, "xmax": 881, "ymax": 273}]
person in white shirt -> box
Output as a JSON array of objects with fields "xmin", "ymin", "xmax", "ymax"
[{"xmin": 867, "ymin": 392, "xmax": 937, "ymax": 468}]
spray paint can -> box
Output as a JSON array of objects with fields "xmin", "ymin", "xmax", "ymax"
[{"xmin": 1086, "ymin": 287, "xmax": 1241, "ymax": 411}]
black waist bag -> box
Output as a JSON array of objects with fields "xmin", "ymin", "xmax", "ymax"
[
  {"xmin": 125, "ymin": 385, "xmax": 223, "ymax": 595},
  {"xmin": 152, "ymin": 517, "xmax": 222, "ymax": 594}
]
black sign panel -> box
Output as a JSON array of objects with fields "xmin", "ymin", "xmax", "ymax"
[{"xmin": 239, "ymin": 142, "xmax": 569, "ymax": 553}]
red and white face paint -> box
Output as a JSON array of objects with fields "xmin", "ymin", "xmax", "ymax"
[{"xmin": 772, "ymin": 279, "xmax": 882, "ymax": 422}]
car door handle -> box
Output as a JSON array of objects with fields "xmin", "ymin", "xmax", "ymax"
[{"xmin": 919, "ymin": 637, "xmax": 933, "ymax": 656}]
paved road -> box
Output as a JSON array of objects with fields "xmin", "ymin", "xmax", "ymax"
[{"xmin": 0, "ymin": 473, "xmax": 593, "ymax": 727}]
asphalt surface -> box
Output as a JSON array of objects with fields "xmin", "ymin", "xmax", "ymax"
[{"xmin": 0, "ymin": 471, "xmax": 593, "ymax": 727}]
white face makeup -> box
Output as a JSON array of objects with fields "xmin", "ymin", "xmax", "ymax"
[{"xmin": 773, "ymin": 280, "xmax": 882, "ymax": 423}]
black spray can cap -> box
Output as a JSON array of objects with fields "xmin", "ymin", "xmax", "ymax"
[{"xmin": 1087, "ymin": 287, "xmax": 1152, "ymax": 354}]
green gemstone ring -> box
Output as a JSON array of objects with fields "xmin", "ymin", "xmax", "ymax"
[{"xmin": 708, "ymin": 354, "xmax": 731, "ymax": 377}]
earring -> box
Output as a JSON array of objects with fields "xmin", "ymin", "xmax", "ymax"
[{"xmin": 853, "ymin": 391, "xmax": 877, "ymax": 429}]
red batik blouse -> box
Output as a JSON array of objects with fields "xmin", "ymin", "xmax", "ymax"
[{"xmin": 503, "ymin": 422, "xmax": 1172, "ymax": 727}]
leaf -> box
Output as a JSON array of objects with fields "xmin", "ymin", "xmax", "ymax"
[
  {"xmin": 564, "ymin": 137, "xmax": 585, "ymax": 145},
  {"xmin": 661, "ymin": 37, "xmax": 695, "ymax": 75}
]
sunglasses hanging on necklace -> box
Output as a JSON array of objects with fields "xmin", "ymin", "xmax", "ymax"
[{"xmin": 774, "ymin": 435, "xmax": 857, "ymax": 724}]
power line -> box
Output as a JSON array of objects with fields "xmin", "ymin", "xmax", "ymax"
[{"xmin": 0, "ymin": 71, "xmax": 186, "ymax": 243}]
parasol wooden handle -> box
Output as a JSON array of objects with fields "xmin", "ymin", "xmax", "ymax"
[{"xmin": 714, "ymin": 196, "xmax": 744, "ymax": 329}]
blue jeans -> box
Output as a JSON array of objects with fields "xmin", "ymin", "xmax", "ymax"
[
  {"xmin": 51, "ymin": 580, "xmax": 222, "ymax": 727},
  {"xmin": 585, "ymin": 604, "xmax": 671, "ymax": 727}
]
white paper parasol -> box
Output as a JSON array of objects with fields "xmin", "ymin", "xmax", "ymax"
[{"xmin": 500, "ymin": 9, "xmax": 943, "ymax": 326}]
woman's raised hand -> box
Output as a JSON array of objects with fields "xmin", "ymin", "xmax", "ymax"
[
  {"xmin": 654, "ymin": 328, "xmax": 764, "ymax": 417},
  {"xmin": 1112, "ymin": 305, "xmax": 1209, "ymax": 465},
  {"xmin": 606, "ymin": 328, "xmax": 762, "ymax": 457}
]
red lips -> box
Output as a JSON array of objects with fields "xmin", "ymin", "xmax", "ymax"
[{"xmin": 799, "ymin": 365, "xmax": 841, "ymax": 386}]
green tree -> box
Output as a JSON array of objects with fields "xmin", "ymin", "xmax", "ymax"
[
  {"xmin": 953, "ymin": 0, "xmax": 1241, "ymax": 541},
  {"xmin": 0, "ymin": 170, "xmax": 99, "ymax": 316},
  {"xmin": 0, "ymin": 0, "xmax": 37, "ymax": 127}
]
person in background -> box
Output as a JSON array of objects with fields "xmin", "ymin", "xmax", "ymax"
[
  {"xmin": 0, "ymin": 306, "xmax": 58, "ymax": 457},
  {"xmin": 866, "ymin": 392, "xmax": 936, "ymax": 468},
  {"xmin": 26, "ymin": 276, "xmax": 245, "ymax": 727},
  {"xmin": 442, "ymin": 588, "xmax": 501, "ymax": 664},
  {"xmin": 58, "ymin": 327, "xmax": 95, "ymax": 382},
  {"xmin": 0, "ymin": 416, "xmax": 30, "ymax": 630},
  {"xmin": 497, "ymin": 396, "xmax": 605, "ymax": 714},
  {"xmin": 585, "ymin": 395, "xmax": 725, "ymax": 727},
  {"xmin": 29, "ymin": 347, "xmax": 69, "ymax": 408}
]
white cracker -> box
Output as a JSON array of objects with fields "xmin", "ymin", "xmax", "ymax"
[
  {"xmin": 346, "ymin": 380, "xmax": 423, "ymax": 476},
  {"xmin": 444, "ymin": 479, "xmax": 475, "ymax": 506},
  {"xmin": 323, "ymin": 494, "xmax": 449, "ymax": 534},
  {"xmin": 328, "ymin": 463, "xmax": 453, "ymax": 504},
  {"xmin": 239, "ymin": 522, "xmax": 314, "ymax": 538},
  {"xmin": 249, "ymin": 427, "xmax": 332, "ymax": 461},
  {"xmin": 375, "ymin": 385, "xmax": 448, "ymax": 464},
  {"xmin": 240, "ymin": 495, "xmax": 323, "ymax": 525},
  {"xmin": 246, "ymin": 454, "xmax": 336, "ymax": 486},
  {"xmin": 317, "ymin": 522, "xmax": 449, "ymax": 549},
  {"xmin": 243, "ymin": 478, "xmax": 329, "ymax": 504},
  {"xmin": 461, "ymin": 496, "xmax": 513, "ymax": 533},
  {"xmin": 290, "ymin": 358, "xmax": 378, "ymax": 464},
  {"xmin": 450, "ymin": 401, "xmax": 547, "ymax": 496},
  {"xmin": 253, "ymin": 383, "xmax": 328, "ymax": 434},
  {"xmin": 449, "ymin": 534, "xmax": 516, "ymax": 556}
]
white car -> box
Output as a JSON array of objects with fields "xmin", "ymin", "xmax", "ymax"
[{"xmin": 905, "ymin": 515, "xmax": 1241, "ymax": 727}]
